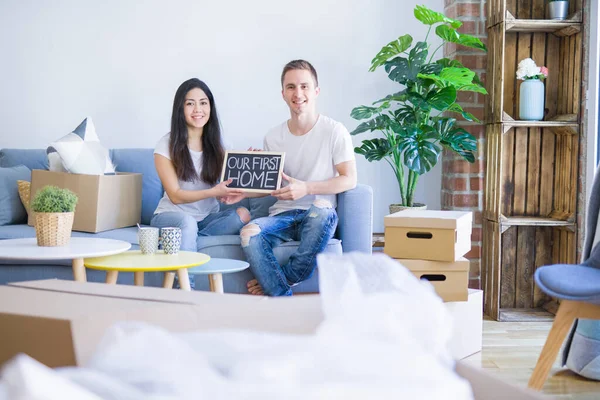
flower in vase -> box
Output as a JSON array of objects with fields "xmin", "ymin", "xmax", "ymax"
[{"xmin": 516, "ymin": 58, "xmax": 548, "ymax": 80}]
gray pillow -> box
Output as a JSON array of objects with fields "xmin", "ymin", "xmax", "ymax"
[{"xmin": 0, "ymin": 165, "xmax": 31, "ymax": 225}]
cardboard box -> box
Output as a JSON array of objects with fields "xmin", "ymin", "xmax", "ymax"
[
  {"xmin": 397, "ymin": 258, "xmax": 470, "ymax": 302},
  {"xmin": 0, "ymin": 280, "xmax": 545, "ymax": 399},
  {"xmin": 28, "ymin": 169, "xmax": 142, "ymax": 233},
  {"xmin": 0, "ymin": 280, "xmax": 322, "ymax": 367},
  {"xmin": 384, "ymin": 209, "xmax": 472, "ymax": 261},
  {"xmin": 446, "ymin": 289, "xmax": 483, "ymax": 360}
]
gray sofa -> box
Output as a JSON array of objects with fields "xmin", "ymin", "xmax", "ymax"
[{"xmin": 0, "ymin": 148, "xmax": 373, "ymax": 294}]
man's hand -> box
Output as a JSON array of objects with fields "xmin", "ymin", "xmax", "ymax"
[{"xmin": 271, "ymin": 172, "xmax": 309, "ymax": 201}]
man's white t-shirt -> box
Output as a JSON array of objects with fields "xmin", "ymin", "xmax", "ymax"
[
  {"xmin": 264, "ymin": 114, "xmax": 355, "ymax": 216},
  {"xmin": 153, "ymin": 134, "xmax": 219, "ymax": 221}
]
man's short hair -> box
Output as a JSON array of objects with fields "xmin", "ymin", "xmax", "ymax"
[{"xmin": 280, "ymin": 60, "xmax": 319, "ymax": 88}]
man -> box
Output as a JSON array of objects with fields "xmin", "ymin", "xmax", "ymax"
[{"xmin": 225, "ymin": 59, "xmax": 357, "ymax": 296}]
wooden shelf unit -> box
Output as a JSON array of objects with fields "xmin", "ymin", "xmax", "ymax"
[{"xmin": 482, "ymin": 0, "xmax": 585, "ymax": 321}]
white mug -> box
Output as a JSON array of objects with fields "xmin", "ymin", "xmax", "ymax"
[
  {"xmin": 138, "ymin": 227, "xmax": 159, "ymax": 254},
  {"xmin": 161, "ymin": 227, "xmax": 182, "ymax": 255}
]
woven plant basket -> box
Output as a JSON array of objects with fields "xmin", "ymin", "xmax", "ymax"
[
  {"xmin": 389, "ymin": 203, "xmax": 427, "ymax": 214},
  {"xmin": 34, "ymin": 212, "xmax": 74, "ymax": 247},
  {"xmin": 16, "ymin": 180, "xmax": 31, "ymax": 214}
]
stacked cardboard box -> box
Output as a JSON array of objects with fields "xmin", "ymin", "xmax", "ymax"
[
  {"xmin": 384, "ymin": 209, "xmax": 481, "ymax": 359},
  {"xmin": 384, "ymin": 209, "xmax": 473, "ymax": 302}
]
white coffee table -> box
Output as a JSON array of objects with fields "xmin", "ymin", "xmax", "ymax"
[{"xmin": 0, "ymin": 237, "xmax": 131, "ymax": 282}]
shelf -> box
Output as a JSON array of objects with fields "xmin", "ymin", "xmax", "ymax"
[
  {"xmin": 505, "ymin": 11, "xmax": 582, "ymax": 37},
  {"xmin": 497, "ymin": 112, "xmax": 579, "ymax": 134},
  {"xmin": 499, "ymin": 216, "xmax": 575, "ymax": 230},
  {"xmin": 501, "ymin": 120, "xmax": 579, "ymax": 128},
  {"xmin": 497, "ymin": 308, "xmax": 555, "ymax": 322}
]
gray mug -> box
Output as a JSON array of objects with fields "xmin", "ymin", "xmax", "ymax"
[
  {"xmin": 161, "ymin": 227, "xmax": 182, "ymax": 255},
  {"xmin": 138, "ymin": 227, "xmax": 159, "ymax": 254}
]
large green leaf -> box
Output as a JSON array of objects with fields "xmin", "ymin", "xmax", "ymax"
[
  {"xmin": 385, "ymin": 42, "xmax": 428, "ymax": 84},
  {"xmin": 414, "ymin": 5, "xmax": 461, "ymax": 29},
  {"xmin": 427, "ymin": 86, "xmax": 457, "ymax": 111},
  {"xmin": 435, "ymin": 118, "xmax": 477, "ymax": 162},
  {"xmin": 435, "ymin": 25, "xmax": 487, "ymax": 51},
  {"xmin": 407, "ymin": 93, "xmax": 431, "ymax": 111},
  {"xmin": 354, "ymin": 138, "xmax": 393, "ymax": 162},
  {"xmin": 373, "ymin": 90, "xmax": 408, "ymax": 104},
  {"xmin": 418, "ymin": 67, "xmax": 475, "ymax": 88},
  {"xmin": 447, "ymin": 103, "xmax": 479, "ymax": 122},
  {"xmin": 396, "ymin": 125, "xmax": 420, "ymax": 139},
  {"xmin": 350, "ymin": 103, "xmax": 390, "ymax": 120},
  {"xmin": 350, "ymin": 115, "xmax": 392, "ymax": 135},
  {"xmin": 419, "ymin": 62, "xmax": 443, "ymax": 75},
  {"xmin": 400, "ymin": 138, "xmax": 441, "ymax": 175},
  {"xmin": 436, "ymin": 58, "xmax": 464, "ymax": 69},
  {"xmin": 472, "ymin": 72, "xmax": 483, "ymax": 86},
  {"xmin": 394, "ymin": 106, "xmax": 417, "ymax": 125},
  {"xmin": 458, "ymin": 83, "xmax": 488, "ymax": 94},
  {"xmin": 350, "ymin": 105, "xmax": 378, "ymax": 120},
  {"xmin": 370, "ymin": 34, "xmax": 413, "ymax": 72}
]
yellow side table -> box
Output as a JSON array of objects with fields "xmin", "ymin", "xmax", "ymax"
[{"xmin": 84, "ymin": 250, "xmax": 210, "ymax": 291}]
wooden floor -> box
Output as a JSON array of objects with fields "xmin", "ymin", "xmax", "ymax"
[{"xmin": 463, "ymin": 318, "xmax": 600, "ymax": 399}]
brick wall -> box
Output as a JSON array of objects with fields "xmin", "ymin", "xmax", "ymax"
[{"xmin": 443, "ymin": 0, "xmax": 487, "ymax": 289}]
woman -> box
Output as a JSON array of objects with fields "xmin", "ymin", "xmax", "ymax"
[{"xmin": 151, "ymin": 79, "xmax": 249, "ymax": 286}]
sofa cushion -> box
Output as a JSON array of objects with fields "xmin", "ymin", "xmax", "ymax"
[
  {"xmin": 196, "ymin": 234, "xmax": 342, "ymax": 264},
  {"xmin": 0, "ymin": 166, "xmax": 31, "ymax": 225},
  {"xmin": 110, "ymin": 149, "xmax": 163, "ymax": 226},
  {"xmin": 0, "ymin": 149, "xmax": 48, "ymax": 170}
]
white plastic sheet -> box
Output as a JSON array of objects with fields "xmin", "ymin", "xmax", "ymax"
[{"xmin": 0, "ymin": 252, "xmax": 474, "ymax": 399}]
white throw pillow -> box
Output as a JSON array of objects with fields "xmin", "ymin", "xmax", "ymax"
[{"xmin": 47, "ymin": 117, "xmax": 115, "ymax": 175}]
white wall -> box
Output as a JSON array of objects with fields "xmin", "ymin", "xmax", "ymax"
[{"xmin": 0, "ymin": 0, "xmax": 443, "ymax": 232}]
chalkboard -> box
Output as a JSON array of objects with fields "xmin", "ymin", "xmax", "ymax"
[{"xmin": 220, "ymin": 151, "xmax": 285, "ymax": 193}]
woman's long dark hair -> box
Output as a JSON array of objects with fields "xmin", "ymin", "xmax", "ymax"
[{"xmin": 169, "ymin": 78, "xmax": 224, "ymax": 185}]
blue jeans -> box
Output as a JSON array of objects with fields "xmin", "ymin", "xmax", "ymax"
[
  {"xmin": 241, "ymin": 204, "xmax": 338, "ymax": 296},
  {"xmin": 150, "ymin": 208, "xmax": 248, "ymax": 288}
]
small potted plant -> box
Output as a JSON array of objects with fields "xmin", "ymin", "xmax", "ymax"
[
  {"xmin": 31, "ymin": 185, "xmax": 78, "ymax": 246},
  {"xmin": 548, "ymin": 0, "xmax": 569, "ymax": 20},
  {"xmin": 517, "ymin": 58, "xmax": 548, "ymax": 121}
]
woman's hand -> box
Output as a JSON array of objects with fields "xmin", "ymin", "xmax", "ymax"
[{"xmin": 211, "ymin": 179, "xmax": 244, "ymax": 198}]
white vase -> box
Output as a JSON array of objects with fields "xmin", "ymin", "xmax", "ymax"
[{"xmin": 519, "ymin": 79, "xmax": 545, "ymax": 121}]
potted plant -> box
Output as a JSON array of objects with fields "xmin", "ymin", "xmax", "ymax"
[
  {"xmin": 517, "ymin": 58, "xmax": 548, "ymax": 121},
  {"xmin": 350, "ymin": 5, "xmax": 487, "ymax": 212},
  {"xmin": 31, "ymin": 185, "xmax": 78, "ymax": 246},
  {"xmin": 548, "ymin": 0, "xmax": 569, "ymax": 20}
]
